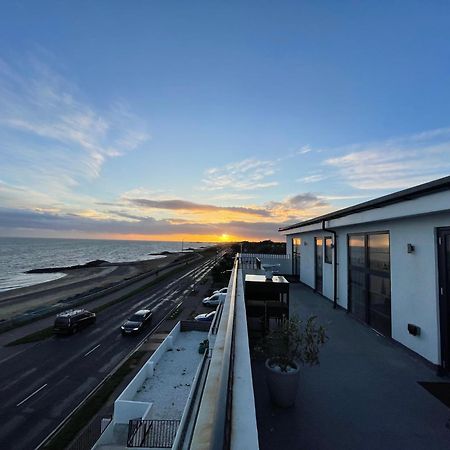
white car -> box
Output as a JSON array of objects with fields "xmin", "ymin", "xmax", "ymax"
[
  {"xmin": 194, "ymin": 311, "xmax": 216, "ymax": 322},
  {"xmin": 213, "ymin": 287, "xmax": 228, "ymax": 295},
  {"xmin": 202, "ymin": 292, "xmax": 226, "ymax": 306}
]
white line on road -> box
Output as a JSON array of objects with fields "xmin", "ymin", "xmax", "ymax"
[
  {"xmin": 16, "ymin": 383, "xmax": 48, "ymax": 407},
  {"xmin": 84, "ymin": 344, "xmax": 101, "ymax": 357}
]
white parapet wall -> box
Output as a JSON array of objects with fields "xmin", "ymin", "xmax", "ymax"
[{"xmin": 112, "ymin": 322, "xmax": 180, "ymax": 424}]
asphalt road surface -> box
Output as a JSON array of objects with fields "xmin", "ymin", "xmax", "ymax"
[{"xmin": 0, "ymin": 253, "xmax": 221, "ymax": 450}]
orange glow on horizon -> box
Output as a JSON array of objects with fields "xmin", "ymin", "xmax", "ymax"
[{"xmin": 83, "ymin": 232, "xmax": 268, "ymax": 243}]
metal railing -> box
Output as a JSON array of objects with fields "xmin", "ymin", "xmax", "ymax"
[
  {"xmin": 127, "ymin": 419, "xmax": 181, "ymax": 448},
  {"xmin": 240, "ymin": 253, "xmax": 291, "ymax": 274}
]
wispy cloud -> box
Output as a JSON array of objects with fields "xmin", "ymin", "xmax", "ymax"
[
  {"xmin": 202, "ymin": 158, "xmax": 278, "ymax": 191},
  {"xmin": 266, "ymin": 193, "xmax": 330, "ymax": 221},
  {"xmin": 0, "ymin": 54, "xmax": 149, "ymax": 204},
  {"xmin": 324, "ymin": 127, "xmax": 450, "ymax": 190},
  {"xmin": 128, "ymin": 197, "xmax": 271, "ymax": 218},
  {"xmin": 297, "ymin": 174, "xmax": 327, "ymax": 184},
  {"xmin": 296, "ymin": 145, "xmax": 313, "ymax": 155}
]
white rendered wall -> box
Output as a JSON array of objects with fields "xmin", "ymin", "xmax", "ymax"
[
  {"xmin": 288, "ymin": 231, "xmax": 335, "ymax": 303},
  {"xmin": 284, "ymin": 211, "xmax": 450, "ymax": 364}
]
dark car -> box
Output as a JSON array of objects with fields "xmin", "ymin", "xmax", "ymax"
[
  {"xmin": 53, "ymin": 309, "xmax": 96, "ymax": 335},
  {"xmin": 121, "ymin": 309, "xmax": 153, "ymax": 335}
]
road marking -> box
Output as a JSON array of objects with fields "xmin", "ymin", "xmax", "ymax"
[
  {"xmin": 16, "ymin": 383, "xmax": 48, "ymax": 407},
  {"xmin": 84, "ymin": 344, "xmax": 101, "ymax": 357}
]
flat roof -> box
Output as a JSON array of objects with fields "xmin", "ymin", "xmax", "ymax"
[
  {"xmin": 279, "ymin": 175, "xmax": 450, "ymax": 232},
  {"xmin": 133, "ymin": 330, "xmax": 208, "ymax": 420}
]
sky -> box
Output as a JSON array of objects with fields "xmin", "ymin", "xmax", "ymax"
[{"xmin": 1, "ymin": 1, "xmax": 450, "ymax": 243}]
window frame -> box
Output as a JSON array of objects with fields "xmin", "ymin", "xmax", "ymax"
[{"xmin": 347, "ymin": 231, "xmax": 391, "ymax": 336}]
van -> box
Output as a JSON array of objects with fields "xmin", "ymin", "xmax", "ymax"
[{"xmin": 53, "ymin": 309, "xmax": 96, "ymax": 335}]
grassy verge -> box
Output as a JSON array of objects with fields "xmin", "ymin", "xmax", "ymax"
[
  {"xmin": 42, "ymin": 350, "xmax": 147, "ymax": 450},
  {"xmin": 6, "ymin": 263, "xmax": 191, "ymax": 347},
  {"xmin": 92, "ymin": 263, "xmax": 188, "ymax": 314},
  {"xmin": 168, "ymin": 304, "xmax": 183, "ymax": 320},
  {"xmin": 5, "ymin": 326, "xmax": 54, "ymax": 347}
]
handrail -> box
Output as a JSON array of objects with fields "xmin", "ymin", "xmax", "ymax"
[{"xmin": 189, "ymin": 257, "xmax": 239, "ymax": 449}]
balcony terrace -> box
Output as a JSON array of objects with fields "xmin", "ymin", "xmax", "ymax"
[{"xmin": 247, "ymin": 266, "xmax": 450, "ymax": 450}]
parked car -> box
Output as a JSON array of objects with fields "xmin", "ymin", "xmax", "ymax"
[
  {"xmin": 213, "ymin": 287, "xmax": 228, "ymax": 295},
  {"xmin": 53, "ymin": 309, "xmax": 96, "ymax": 335},
  {"xmin": 202, "ymin": 292, "xmax": 226, "ymax": 306},
  {"xmin": 194, "ymin": 311, "xmax": 216, "ymax": 322},
  {"xmin": 121, "ymin": 309, "xmax": 153, "ymax": 335}
]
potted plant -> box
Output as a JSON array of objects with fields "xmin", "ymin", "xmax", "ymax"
[{"xmin": 262, "ymin": 315, "xmax": 327, "ymax": 408}]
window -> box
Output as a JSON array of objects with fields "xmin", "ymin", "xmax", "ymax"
[
  {"xmin": 315, "ymin": 238, "xmax": 323, "ymax": 294},
  {"xmin": 349, "ymin": 235, "xmax": 365, "ymax": 267},
  {"xmin": 368, "ymin": 233, "xmax": 390, "ymax": 272},
  {"xmin": 348, "ymin": 232, "xmax": 391, "ymax": 337},
  {"xmin": 324, "ymin": 237, "xmax": 333, "ymax": 264},
  {"xmin": 292, "ymin": 238, "xmax": 301, "ymax": 276}
]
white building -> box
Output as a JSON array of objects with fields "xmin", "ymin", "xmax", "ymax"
[{"xmin": 279, "ymin": 176, "xmax": 450, "ymax": 370}]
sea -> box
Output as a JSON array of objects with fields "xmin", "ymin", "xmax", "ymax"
[{"xmin": 0, "ymin": 237, "xmax": 211, "ymax": 292}]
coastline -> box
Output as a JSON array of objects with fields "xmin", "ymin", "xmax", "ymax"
[{"xmin": 0, "ymin": 254, "xmax": 183, "ymax": 321}]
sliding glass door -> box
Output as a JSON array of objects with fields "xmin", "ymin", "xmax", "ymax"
[{"xmin": 348, "ymin": 232, "xmax": 391, "ymax": 336}]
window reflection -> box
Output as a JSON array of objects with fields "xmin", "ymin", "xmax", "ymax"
[
  {"xmin": 368, "ymin": 234, "xmax": 390, "ymax": 272},
  {"xmin": 348, "ymin": 232, "xmax": 391, "ymax": 337}
]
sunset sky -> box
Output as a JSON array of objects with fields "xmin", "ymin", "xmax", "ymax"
[{"xmin": 1, "ymin": 1, "xmax": 450, "ymax": 242}]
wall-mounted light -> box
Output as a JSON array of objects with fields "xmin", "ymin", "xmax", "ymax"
[{"xmin": 407, "ymin": 243, "xmax": 415, "ymax": 253}]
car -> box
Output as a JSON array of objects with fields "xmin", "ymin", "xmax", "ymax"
[
  {"xmin": 213, "ymin": 287, "xmax": 228, "ymax": 295},
  {"xmin": 53, "ymin": 309, "xmax": 96, "ymax": 335},
  {"xmin": 194, "ymin": 311, "xmax": 216, "ymax": 322},
  {"xmin": 121, "ymin": 309, "xmax": 153, "ymax": 335},
  {"xmin": 202, "ymin": 292, "xmax": 226, "ymax": 306}
]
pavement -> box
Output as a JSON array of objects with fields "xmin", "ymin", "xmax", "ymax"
[{"xmin": 252, "ymin": 282, "xmax": 450, "ymax": 450}]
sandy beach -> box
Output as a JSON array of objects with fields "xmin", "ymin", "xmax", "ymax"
[{"xmin": 0, "ymin": 253, "xmax": 185, "ymax": 321}]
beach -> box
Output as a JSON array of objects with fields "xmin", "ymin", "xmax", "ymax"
[{"xmin": 0, "ymin": 253, "xmax": 185, "ymax": 321}]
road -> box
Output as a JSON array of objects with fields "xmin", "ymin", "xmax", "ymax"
[{"xmin": 0, "ymin": 253, "xmax": 221, "ymax": 450}]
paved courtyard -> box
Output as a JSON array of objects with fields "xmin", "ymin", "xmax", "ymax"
[{"xmin": 251, "ymin": 282, "xmax": 450, "ymax": 450}]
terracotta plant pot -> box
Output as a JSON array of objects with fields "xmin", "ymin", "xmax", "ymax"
[{"xmin": 265, "ymin": 358, "xmax": 300, "ymax": 408}]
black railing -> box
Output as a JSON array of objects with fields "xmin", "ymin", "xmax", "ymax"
[{"xmin": 127, "ymin": 419, "xmax": 180, "ymax": 448}]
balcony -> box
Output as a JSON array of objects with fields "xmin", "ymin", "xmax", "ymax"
[
  {"xmin": 251, "ymin": 281, "xmax": 450, "ymax": 450},
  {"xmin": 93, "ymin": 252, "xmax": 449, "ymax": 450}
]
